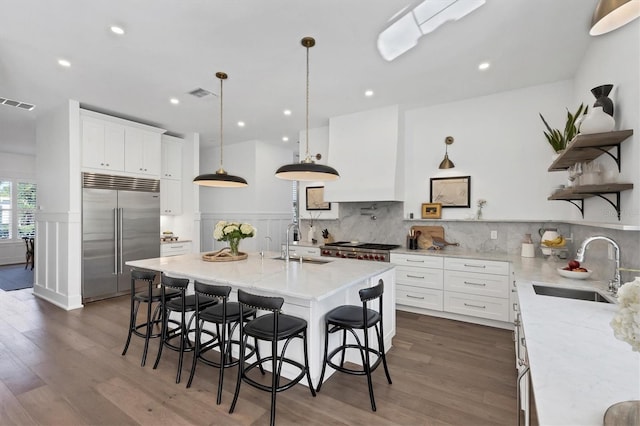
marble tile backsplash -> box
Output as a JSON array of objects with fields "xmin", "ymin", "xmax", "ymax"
[{"xmin": 300, "ymin": 201, "xmax": 640, "ymax": 283}]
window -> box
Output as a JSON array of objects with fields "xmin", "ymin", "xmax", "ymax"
[{"xmin": 0, "ymin": 179, "xmax": 36, "ymax": 241}]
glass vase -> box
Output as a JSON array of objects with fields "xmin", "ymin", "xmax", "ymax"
[
  {"xmin": 476, "ymin": 209, "xmax": 482, "ymax": 220},
  {"xmin": 229, "ymin": 237, "xmax": 240, "ymax": 256}
]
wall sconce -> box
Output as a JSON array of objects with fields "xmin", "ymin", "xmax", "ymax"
[
  {"xmin": 438, "ymin": 136, "xmax": 455, "ymax": 169},
  {"xmin": 590, "ymin": 0, "xmax": 640, "ymax": 36}
]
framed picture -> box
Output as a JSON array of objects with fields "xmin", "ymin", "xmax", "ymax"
[
  {"xmin": 430, "ymin": 176, "xmax": 471, "ymax": 208},
  {"xmin": 306, "ymin": 186, "xmax": 331, "ymax": 210},
  {"xmin": 421, "ymin": 203, "xmax": 442, "ymax": 219}
]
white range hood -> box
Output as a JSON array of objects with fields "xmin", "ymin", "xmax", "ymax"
[{"xmin": 324, "ymin": 105, "xmax": 404, "ymax": 202}]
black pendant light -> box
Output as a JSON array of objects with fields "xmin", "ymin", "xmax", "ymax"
[
  {"xmin": 275, "ymin": 37, "xmax": 339, "ymax": 182},
  {"xmin": 194, "ymin": 72, "xmax": 248, "ymax": 187}
]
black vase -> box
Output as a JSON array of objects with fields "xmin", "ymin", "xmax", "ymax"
[{"xmin": 591, "ymin": 84, "xmax": 614, "ymax": 116}]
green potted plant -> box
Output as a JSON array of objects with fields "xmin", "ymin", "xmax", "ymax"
[{"xmin": 539, "ymin": 103, "xmax": 588, "ymax": 153}]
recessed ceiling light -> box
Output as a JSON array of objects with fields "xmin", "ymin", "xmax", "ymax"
[
  {"xmin": 478, "ymin": 61, "xmax": 490, "ymax": 70},
  {"xmin": 283, "ymin": 109, "xmax": 292, "ymax": 116},
  {"xmin": 282, "ymin": 136, "xmax": 289, "ymax": 142},
  {"xmin": 170, "ymin": 98, "xmax": 180, "ymax": 105},
  {"xmin": 365, "ymin": 90, "xmax": 374, "ymax": 97},
  {"xmin": 110, "ymin": 26, "xmax": 125, "ymax": 35},
  {"xmin": 58, "ymin": 59, "xmax": 71, "ymax": 67},
  {"xmin": 237, "ymin": 121, "xmax": 245, "ymax": 127}
]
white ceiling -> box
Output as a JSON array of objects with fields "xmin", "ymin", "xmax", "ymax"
[{"xmin": 0, "ymin": 0, "xmax": 598, "ymax": 156}]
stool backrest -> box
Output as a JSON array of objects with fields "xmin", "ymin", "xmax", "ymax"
[
  {"xmin": 131, "ymin": 269, "xmax": 156, "ymax": 282},
  {"xmin": 237, "ymin": 289, "xmax": 283, "ymax": 312},
  {"xmin": 194, "ymin": 281, "xmax": 231, "ymax": 299},
  {"xmin": 161, "ymin": 274, "xmax": 189, "ymax": 290},
  {"xmin": 359, "ymin": 279, "xmax": 384, "ymax": 324}
]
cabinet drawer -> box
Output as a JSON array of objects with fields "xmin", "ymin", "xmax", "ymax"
[
  {"xmin": 444, "ymin": 270, "xmax": 509, "ymax": 299},
  {"xmin": 390, "ymin": 253, "xmax": 443, "ymax": 268},
  {"xmin": 396, "ymin": 266, "xmax": 443, "ymax": 290},
  {"xmin": 444, "ymin": 292, "xmax": 509, "ymax": 322},
  {"xmin": 444, "ymin": 257, "xmax": 509, "ymax": 275},
  {"xmin": 161, "ymin": 242, "xmax": 191, "ymax": 257},
  {"xmin": 396, "ymin": 284, "xmax": 443, "ymax": 311}
]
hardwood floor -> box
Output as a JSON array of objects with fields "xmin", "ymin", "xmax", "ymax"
[{"xmin": 0, "ymin": 289, "xmax": 517, "ymax": 425}]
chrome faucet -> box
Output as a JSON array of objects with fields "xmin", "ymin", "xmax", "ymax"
[
  {"xmin": 575, "ymin": 236, "xmax": 621, "ymax": 295},
  {"xmin": 285, "ymin": 222, "xmax": 300, "ymax": 261}
]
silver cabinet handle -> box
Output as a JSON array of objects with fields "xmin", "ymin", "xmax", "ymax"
[
  {"xmin": 113, "ymin": 208, "xmax": 118, "ymax": 275},
  {"xmin": 520, "ymin": 337, "xmax": 526, "ymax": 347},
  {"xmin": 463, "ymin": 280, "xmax": 486, "ymax": 286},
  {"xmin": 464, "ymin": 302, "xmax": 486, "ymax": 309},
  {"xmin": 406, "ymin": 259, "xmax": 425, "ymax": 263},
  {"xmin": 406, "ymin": 294, "xmax": 425, "ymax": 300},
  {"xmin": 119, "ymin": 207, "xmax": 123, "ymax": 274},
  {"xmin": 516, "ymin": 366, "xmax": 531, "ymax": 426},
  {"xmin": 464, "ymin": 263, "xmax": 486, "ymax": 268},
  {"xmin": 407, "ymin": 274, "xmax": 425, "ymax": 279}
]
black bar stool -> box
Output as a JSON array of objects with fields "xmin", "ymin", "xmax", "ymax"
[
  {"xmin": 186, "ymin": 281, "xmax": 262, "ymax": 404},
  {"xmin": 121, "ymin": 270, "xmax": 180, "ymax": 366},
  {"xmin": 229, "ymin": 289, "xmax": 316, "ymax": 426},
  {"xmin": 23, "ymin": 236, "xmax": 34, "ymax": 270},
  {"xmin": 316, "ymin": 279, "xmax": 392, "ymax": 411},
  {"xmin": 153, "ymin": 274, "xmax": 217, "ymax": 383}
]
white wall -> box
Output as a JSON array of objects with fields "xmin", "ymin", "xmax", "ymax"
[
  {"xmin": 0, "ymin": 152, "xmax": 36, "ymax": 264},
  {"xmin": 34, "ymin": 100, "xmax": 83, "ymax": 310},
  {"xmin": 572, "ymin": 20, "xmax": 639, "ymax": 225},
  {"xmin": 403, "ymin": 80, "xmax": 574, "ymax": 220},
  {"xmin": 199, "ymin": 139, "xmax": 294, "ymax": 252}
]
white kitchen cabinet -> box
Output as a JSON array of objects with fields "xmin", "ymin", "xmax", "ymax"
[
  {"xmin": 443, "ymin": 257, "xmax": 510, "ymax": 322},
  {"xmin": 161, "ymin": 135, "xmax": 183, "ymax": 180},
  {"xmin": 161, "ymin": 179, "xmax": 182, "ymax": 215},
  {"xmin": 391, "ymin": 253, "xmax": 444, "ymax": 312},
  {"xmin": 125, "ymin": 128, "xmax": 161, "ymax": 177},
  {"xmin": 161, "ymin": 241, "xmax": 191, "ymax": 257},
  {"xmin": 81, "ymin": 109, "xmax": 165, "ymax": 177},
  {"xmin": 81, "ymin": 116, "xmax": 125, "ymax": 172}
]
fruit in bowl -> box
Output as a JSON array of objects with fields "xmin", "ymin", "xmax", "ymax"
[{"xmin": 557, "ymin": 260, "xmax": 592, "ymax": 279}]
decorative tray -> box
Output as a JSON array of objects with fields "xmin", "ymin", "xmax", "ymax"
[{"xmin": 202, "ymin": 248, "xmax": 248, "ymax": 262}]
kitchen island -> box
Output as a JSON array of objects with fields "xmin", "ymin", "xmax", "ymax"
[{"xmin": 126, "ymin": 252, "xmax": 395, "ymax": 385}]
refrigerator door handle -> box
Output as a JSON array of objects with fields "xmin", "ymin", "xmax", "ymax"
[
  {"xmin": 119, "ymin": 207, "xmax": 124, "ymax": 274},
  {"xmin": 113, "ymin": 208, "xmax": 118, "ymax": 275}
]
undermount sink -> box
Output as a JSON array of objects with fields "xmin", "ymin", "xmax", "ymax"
[
  {"xmin": 533, "ymin": 285, "xmax": 612, "ymax": 303},
  {"xmin": 272, "ymin": 256, "xmax": 331, "ymax": 265}
]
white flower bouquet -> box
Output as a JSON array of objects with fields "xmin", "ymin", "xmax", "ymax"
[
  {"xmin": 213, "ymin": 221, "xmax": 255, "ymax": 255},
  {"xmin": 610, "ymin": 278, "xmax": 640, "ymax": 352}
]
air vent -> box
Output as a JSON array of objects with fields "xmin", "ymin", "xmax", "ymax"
[
  {"xmin": 188, "ymin": 88, "xmax": 216, "ymax": 98},
  {"xmin": 0, "ymin": 97, "xmax": 35, "ymax": 111}
]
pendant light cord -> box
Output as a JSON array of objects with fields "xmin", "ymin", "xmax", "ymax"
[
  {"xmin": 219, "ymin": 75, "xmax": 224, "ymax": 169},
  {"xmin": 305, "ymin": 41, "xmax": 310, "ymax": 160}
]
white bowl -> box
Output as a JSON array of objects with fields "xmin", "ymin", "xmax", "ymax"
[{"xmin": 557, "ymin": 268, "xmax": 592, "ymax": 279}]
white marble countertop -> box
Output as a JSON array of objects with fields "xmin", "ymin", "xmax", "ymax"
[
  {"xmin": 127, "ymin": 252, "xmax": 393, "ymax": 302},
  {"xmin": 389, "ymin": 247, "xmax": 640, "ymax": 424}
]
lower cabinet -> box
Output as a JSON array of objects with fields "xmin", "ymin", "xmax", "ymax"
[
  {"xmin": 161, "ymin": 241, "xmax": 191, "ymax": 257},
  {"xmin": 392, "ymin": 252, "xmax": 511, "ymax": 327}
]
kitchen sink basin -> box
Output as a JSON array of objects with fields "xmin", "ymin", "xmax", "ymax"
[
  {"xmin": 533, "ymin": 285, "xmax": 611, "ymax": 303},
  {"xmin": 272, "ymin": 256, "xmax": 331, "ymax": 265}
]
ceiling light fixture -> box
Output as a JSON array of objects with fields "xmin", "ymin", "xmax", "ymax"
[
  {"xmin": 58, "ymin": 59, "xmax": 71, "ymax": 67},
  {"xmin": 590, "ymin": 0, "xmax": 640, "ymax": 35},
  {"xmin": 282, "ymin": 136, "xmax": 289, "ymax": 142},
  {"xmin": 275, "ymin": 37, "xmax": 340, "ymax": 181},
  {"xmin": 478, "ymin": 61, "xmax": 490, "ymax": 70},
  {"xmin": 170, "ymin": 98, "xmax": 180, "ymax": 104},
  {"xmin": 110, "ymin": 26, "xmax": 125, "ymax": 35},
  {"xmin": 193, "ymin": 72, "xmax": 248, "ymax": 188},
  {"xmin": 283, "ymin": 109, "xmax": 292, "ymax": 116},
  {"xmin": 438, "ymin": 136, "xmax": 455, "ymax": 169},
  {"xmin": 237, "ymin": 121, "xmax": 245, "ymax": 127},
  {"xmin": 365, "ymin": 90, "xmax": 374, "ymax": 97}
]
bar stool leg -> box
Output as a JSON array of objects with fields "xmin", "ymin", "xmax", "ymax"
[{"xmin": 316, "ymin": 324, "xmax": 330, "ymax": 392}]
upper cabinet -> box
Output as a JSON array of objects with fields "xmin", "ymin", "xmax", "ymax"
[
  {"xmin": 324, "ymin": 105, "xmax": 404, "ymax": 202},
  {"xmin": 161, "ymin": 135, "xmax": 183, "ymax": 180},
  {"xmin": 81, "ymin": 117, "xmax": 125, "ymax": 172},
  {"xmin": 80, "ymin": 109, "xmax": 165, "ymax": 178}
]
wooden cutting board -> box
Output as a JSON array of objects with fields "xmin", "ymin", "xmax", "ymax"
[{"xmin": 411, "ymin": 226, "xmax": 445, "ymax": 249}]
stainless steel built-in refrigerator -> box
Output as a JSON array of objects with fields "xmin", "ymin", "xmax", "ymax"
[{"xmin": 82, "ymin": 173, "xmax": 160, "ymax": 302}]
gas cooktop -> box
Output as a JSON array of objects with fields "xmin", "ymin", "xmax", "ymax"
[{"xmin": 323, "ymin": 241, "xmax": 400, "ymax": 250}]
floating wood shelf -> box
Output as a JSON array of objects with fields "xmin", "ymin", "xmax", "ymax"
[
  {"xmin": 548, "ymin": 183, "xmax": 634, "ymax": 220},
  {"xmin": 548, "ymin": 129, "xmax": 633, "ymax": 172}
]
